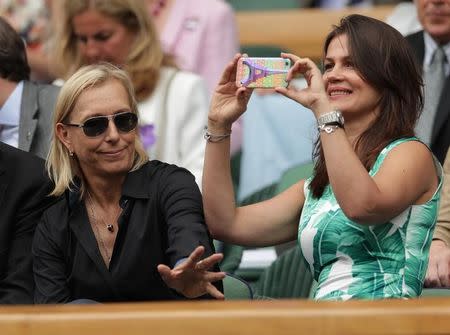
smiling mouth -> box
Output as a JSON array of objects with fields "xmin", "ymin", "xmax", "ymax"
[
  {"xmin": 427, "ymin": 10, "xmax": 450, "ymax": 17},
  {"xmin": 101, "ymin": 148, "xmax": 125, "ymax": 155},
  {"xmin": 329, "ymin": 90, "xmax": 352, "ymax": 97}
]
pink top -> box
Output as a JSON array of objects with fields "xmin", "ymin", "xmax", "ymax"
[
  {"xmin": 159, "ymin": 0, "xmax": 239, "ymax": 94},
  {"xmin": 156, "ymin": 0, "xmax": 242, "ymax": 154}
]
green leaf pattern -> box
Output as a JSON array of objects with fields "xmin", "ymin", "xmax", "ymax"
[{"xmin": 298, "ymin": 138, "xmax": 443, "ymax": 300}]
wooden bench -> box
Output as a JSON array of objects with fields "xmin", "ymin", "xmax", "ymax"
[
  {"xmin": 236, "ymin": 5, "xmax": 396, "ymax": 62},
  {"xmin": 0, "ymin": 297, "xmax": 450, "ymax": 335}
]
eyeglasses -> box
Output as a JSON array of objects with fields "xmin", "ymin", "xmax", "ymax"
[{"xmin": 63, "ymin": 112, "xmax": 138, "ymax": 137}]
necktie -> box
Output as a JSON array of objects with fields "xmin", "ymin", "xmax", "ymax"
[{"xmin": 416, "ymin": 47, "xmax": 447, "ymax": 145}]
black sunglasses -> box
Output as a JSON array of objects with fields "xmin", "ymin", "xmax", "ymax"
[{"xmin": 63, "ymin": 112, "xmax": 138, "ymax": 137}]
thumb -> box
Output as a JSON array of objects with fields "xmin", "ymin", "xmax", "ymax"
[
  {"xmin": 275, "ymin": 86, "xmax": 298, "ymax": 101},
  {"xmin": 157, "ymin": 264, "xmax": 171, "ymax": 280},
  {"xmin": 275, "ymin": 87, "xmax": 288, "ymax": 96},
  {"xmin": 275, "ymin": 86, "xmax": 304, "ymax": 105}
]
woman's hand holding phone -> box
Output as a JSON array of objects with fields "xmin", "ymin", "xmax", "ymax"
[
  {"xmin": 275, "ymin": 53, "xmax": 332, "ymax": 116},
  {"xmin": 208, "ymin": 53, "xmax": 253, "ymax": 132}
]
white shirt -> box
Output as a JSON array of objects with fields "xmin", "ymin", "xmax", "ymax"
[
  {"xmin": 0, "ymin": 81, "xmax": 23, "ymax": 148},
  {"xmin": 138, "ymin": 67, "xmax": 208, "ymax": 187}
]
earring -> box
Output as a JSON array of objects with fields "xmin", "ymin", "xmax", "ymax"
[{"xmin": 69, "ymin": 149, "xmax": 74, "ymax": 157}]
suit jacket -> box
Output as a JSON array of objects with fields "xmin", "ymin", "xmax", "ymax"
[
  {"xmin": 406, "ymin": 31, "xmax": 450, "ymax": 164},
  {"xmin": 0, "ymin": 142, "xmax": 54, "ymax": 304},
  {"xmin": 18, "ymin": 81, "xmax": 60, "ymax": 159},
  {"xmin": 159, "ymin": 0, "xmax": 238, "ymax": 95}
]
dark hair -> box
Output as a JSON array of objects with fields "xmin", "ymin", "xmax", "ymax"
[
  {"xmin": 0, "ymin": 17, "xmax": 30, "ymax": 82},
  {"xmin": 310, "ymin": 14, "xmax": 423, "ymax": 198}
]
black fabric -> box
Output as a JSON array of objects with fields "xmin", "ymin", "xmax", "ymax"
[
  {"xmin": 406, "ymin": 31, "xmax": 450, "ymax": 164},
  {"xmin": 33, "ymin": 160, "xmax": 221, "ymax": 303},
  {"xmin": 0, "ymin": 142, "xmax": 54, "ymax": 304}
]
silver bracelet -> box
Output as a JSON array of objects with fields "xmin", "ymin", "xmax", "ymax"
[
  {"xmin": 204, "ymin": 126, "xmax": 232, "ymax": 143},
  {"xmin": 318, "ymin": 124, "xmax": 341, "ymax": 134}
]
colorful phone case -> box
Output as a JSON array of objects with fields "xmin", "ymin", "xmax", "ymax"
[{"xmin": 236, "ymin": 57, "xmax": 291, "ymax": 88}]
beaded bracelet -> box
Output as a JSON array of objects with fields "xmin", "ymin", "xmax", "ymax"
[{"xmin": 203, "ymin": 126, "xmax": 232, "ymax": 143}]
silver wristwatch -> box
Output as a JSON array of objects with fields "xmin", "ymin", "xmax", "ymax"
[{"xmin": 317, "ymin": 110, "xmax": 344, "ymax": 128}]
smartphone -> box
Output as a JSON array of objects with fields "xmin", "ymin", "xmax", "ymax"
[{"xmin": 236, "ymin": 57, "xmax": 291, "ymax": 88}]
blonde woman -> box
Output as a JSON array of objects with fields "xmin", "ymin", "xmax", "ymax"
[
  {"xmin": 52, "ymin": 0, "xmax": 208, "ymax": 185},
  {"xmin": 32, "ymin": 63, "xmax": 223, "ymax": 303}
]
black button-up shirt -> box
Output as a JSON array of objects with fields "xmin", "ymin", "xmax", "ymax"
[{"xmin": 33, "ymin": 160, "xmax": 219, "ymax": 303}]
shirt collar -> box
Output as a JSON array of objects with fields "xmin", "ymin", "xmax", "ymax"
[
  {"xmin": 0, "ymin": 81, "xmax": 24, "ymax": 126},
  {"xmin": 121, "ymin": 161, "xmax": 152, "ymax": 199},
  {"xmin": 67, "ymin": 161, "xmax": 151, "ymax": 211}
]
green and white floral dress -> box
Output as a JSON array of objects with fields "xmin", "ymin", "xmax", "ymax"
[{"xmin": 299, "ymin": 138, "xmax": 442, "ymax": 300}]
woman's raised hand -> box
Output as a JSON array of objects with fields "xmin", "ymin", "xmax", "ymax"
[
  {"xmin": 157, "ymin": 246, "xmax": 226, "ymax": 299},
  {"xmin": 208, "ymin": 53, "xmax": 253, "ymax": 132},
  {"xmin": 276, "ymin": 53, "xmax": 331, "ymax": 116}
]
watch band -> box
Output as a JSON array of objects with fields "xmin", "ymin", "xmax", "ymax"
[{"xmin": 317, "ymin": 110, "xmax": 344, "ymax": 128}]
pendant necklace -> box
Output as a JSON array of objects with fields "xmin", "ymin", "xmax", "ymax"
[
  {"xmin": 86, "ymin": 191, "xmax": 121, "ymax": 266},
  {"xmin": 86, "ymin": 191, "xmax": 119, "ymax": 233}
]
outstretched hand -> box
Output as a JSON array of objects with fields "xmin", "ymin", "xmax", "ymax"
[
  {"xmin": 157, "ymin": 246, "xmax": 226, "ymax": 299},
  {"xmin": 275, "ymin": 53, "xmax": 331, "ymax": 116},
  {"xmin": 208, "ymin": 53, "xmax": 253, "ymax": 131}
]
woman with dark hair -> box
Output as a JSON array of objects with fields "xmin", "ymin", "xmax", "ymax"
[{"xmin": 202, "ymin": 14, "xmax": 442, "ymax": 300}]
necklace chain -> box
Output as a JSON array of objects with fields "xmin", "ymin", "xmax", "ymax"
[{"xmin": 86, "ymin": 191, "xmax": 121, "ymax": 267}]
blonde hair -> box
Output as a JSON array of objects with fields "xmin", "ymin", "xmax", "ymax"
[
  {"xmin": 53, "ymin": 0, "xmax": 175, "ymax": 101},
  {"xmin": 47, "ymin": 63, "xmax": 149, "ymax": 197}
]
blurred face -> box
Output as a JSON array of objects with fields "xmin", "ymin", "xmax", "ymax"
[
  {"xmin": 416, "ymin": 0, "xmax": 450, "ymax": 44},
  {"xmin": 323, "ymin": 34, "xmax": 381, "ymax": 123},
  {"xmin": 57, "ymin": 79, "xmax": 137, "ymax": 181},
  {"xmin": 72, "ymin": 9, "xmax": 136, "ymax": 65}
]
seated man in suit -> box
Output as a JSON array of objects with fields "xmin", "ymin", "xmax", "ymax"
[
  {"xmin": 0, "ymin": 16, "xmax": 59, "ymax": 159},
  {"xmin": 0, "ymin": 142, "xmax": 54, "ymax": 303},
  {"xmin": 410, "ymin": 0, "xmax": 450, "ymax": 289},
  {"xmin": 406, "ymin": 0, "xmax": 450, "ymax": 164}
]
